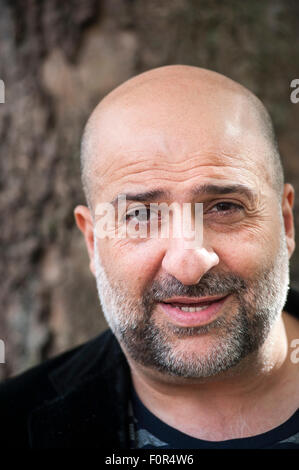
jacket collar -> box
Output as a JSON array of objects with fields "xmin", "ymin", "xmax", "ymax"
[
  {"xmin": 28, "ymin": 331, "xmax": 132, "ymax": 448},
  {"xmin": 49, "ymin": 330, "xmax": 123, "ymax": 395}
]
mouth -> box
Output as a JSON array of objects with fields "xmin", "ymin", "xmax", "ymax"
[{"xmin": 158, "ymin": 294, "xmax": 230, "ymax": 327}]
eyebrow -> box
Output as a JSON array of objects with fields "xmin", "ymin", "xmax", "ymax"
[
  {"xmin": 191, "ymin": 184, "xmax": 257, "ymax": 204},
  {"xmin": 110, "ymin": 184, "xmax": 257, "ymax": 206},
  {"xmin": 110, "ymin": 189, "xmax": 170, "ymax": 207}
]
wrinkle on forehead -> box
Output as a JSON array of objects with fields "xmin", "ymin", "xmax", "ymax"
[{"xmin": 96, "ymin": 151, "xmax": 262, "ymax": 186}]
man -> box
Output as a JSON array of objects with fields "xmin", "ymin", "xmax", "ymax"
[{"xmin": 1, "ymin": 65, "xmax": 299, "ymax": 449}]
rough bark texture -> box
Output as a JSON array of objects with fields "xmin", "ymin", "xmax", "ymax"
[{"xmin": 0, "ymin": 0, "xmax": 299, "ymax": 380}]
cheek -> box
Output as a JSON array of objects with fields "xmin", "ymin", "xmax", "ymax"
[
  {"xmin": 98, "ymin": 238, "xmax": 163, "ymax": 294},
  {"xmin": 211, "ymin": 224, "xmax": 281, "ymax": 278}
]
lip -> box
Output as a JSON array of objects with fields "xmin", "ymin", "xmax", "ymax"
[
  {"xmin": 162, "ymin": 294, "xmax": 227, "ymax": 305},
  {"xmin": 158, "ymin": 294, "xmax": 230, "ymax": 327}
]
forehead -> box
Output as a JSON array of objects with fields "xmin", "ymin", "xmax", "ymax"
[{"xmin": 88, "ymin": 86, "xmax": 273, "ymax": 203}]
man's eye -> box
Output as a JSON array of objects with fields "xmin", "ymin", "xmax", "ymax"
[
  {"xmin": 208, "ymin": 202, "xmax": 243, "ymax": 214},
  {"xmin": 125, "ymin": 208, "xmax": 157, "ymax": 223}
]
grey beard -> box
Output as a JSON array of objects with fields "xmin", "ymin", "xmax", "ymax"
[{"xmin": 94, "ymin": 231, "xmax": 290, "ymax": 379}]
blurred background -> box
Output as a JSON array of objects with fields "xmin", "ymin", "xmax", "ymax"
[{"xmin": 0, "ymin": 0, "xmax": 299, "ymax": 381}]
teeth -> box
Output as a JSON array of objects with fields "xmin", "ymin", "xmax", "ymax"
[{"xmin": 176, "ymin": 305, "xmax": 208, "ymax": 312}]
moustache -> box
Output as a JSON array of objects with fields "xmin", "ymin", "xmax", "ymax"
[{"xmin": 143, "ymin": 271, "xmax": 247, "ymax": 307}]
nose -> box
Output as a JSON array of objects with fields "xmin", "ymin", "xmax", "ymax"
[{"xmin": 161, "ymin": 237, "xmax": 219, "ymax": 285}]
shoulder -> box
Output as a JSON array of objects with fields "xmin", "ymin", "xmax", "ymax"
[{"xmin": 0, "ymin": 329, "xmax": 117, "ymax": 447}]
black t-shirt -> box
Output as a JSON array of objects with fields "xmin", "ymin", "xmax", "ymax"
[{"xmin": 129, "ymin": 386, "xmax": 299, "ymax": 449}]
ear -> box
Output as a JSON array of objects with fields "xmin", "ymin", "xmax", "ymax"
[
  {"xmin": 281, "ymin": 183, "xmax": 295, "ymax": 259},
  {"xmin": 74, "ymin": 205, "xmax": 96, "ymax": 275}
]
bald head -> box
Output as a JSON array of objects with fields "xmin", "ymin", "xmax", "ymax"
[{"xmin": 80, "ymin": 65, "xmax": 283, "ymax": 208}]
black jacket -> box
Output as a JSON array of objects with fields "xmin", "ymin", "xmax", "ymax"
[{"xmin": 1, "ymin": 288, "xmax": 299, "ymax": 449}]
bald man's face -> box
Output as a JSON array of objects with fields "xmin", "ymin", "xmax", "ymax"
[{"xmin": 75, "ymin": 75, "xmax": 295, "ymax": 379}]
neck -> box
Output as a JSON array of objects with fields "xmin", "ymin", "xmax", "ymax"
[{"xmin": 127, "ymin": 312, "xmax": 299, "ymax": 440}]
